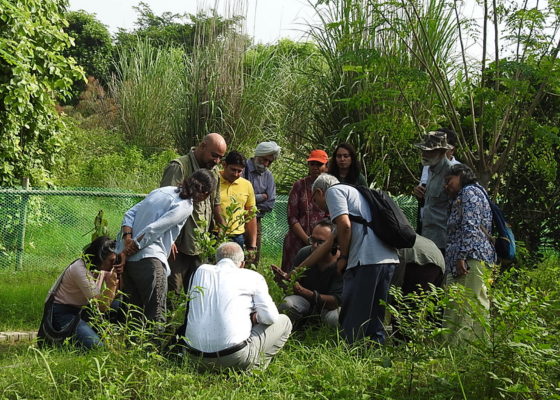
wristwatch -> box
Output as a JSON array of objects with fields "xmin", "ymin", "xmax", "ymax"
[{"xmin": 337, "ymin": 255, "xmax": 349, "ymax": 262}]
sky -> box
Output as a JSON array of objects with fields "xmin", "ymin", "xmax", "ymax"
[{"xmin": 68, "ymin": 0, "xmax": 319, "ymax": 44}]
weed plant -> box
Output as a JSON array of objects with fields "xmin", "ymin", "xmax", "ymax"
[{"xmin": 1, "ymin": 257, "xmax": 560, "ymax": 398}]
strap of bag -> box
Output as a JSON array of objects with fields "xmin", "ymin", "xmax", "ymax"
[
  {"xmin": 46, "ymin": 260, "xmax": 79, "ymax": 301},
  {"xmin": 479, "ymin": 224, "xmax": 496, "ymax": 245}
]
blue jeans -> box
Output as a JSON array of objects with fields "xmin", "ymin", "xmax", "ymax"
[
  {"xmin": 231, "ymin": 234, "xmax": 244, "ymax": 250},
  {"xmin": 53, "ymin": 303, "xmax": 102, "ymax": 349},
  {"xmin": 339, "ymin": 263, "xmax": 396, "ymax": 345}
]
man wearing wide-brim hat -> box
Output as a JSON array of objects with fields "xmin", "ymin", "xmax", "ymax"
[{"xmin": 412, "ymin": 130, "xmax": 455, "ymax": 255}]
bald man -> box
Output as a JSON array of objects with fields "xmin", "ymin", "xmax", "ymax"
[{"xmin": 161, "ymin": 133, "xmax": 227, "ymax": 300}]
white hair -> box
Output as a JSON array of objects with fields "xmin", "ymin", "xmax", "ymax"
[
  {"xmin": 312, "ymin": 173, "xmax": 340, "ymax": 193},
  {"xmin": 216, "ymin": 242, "xmax": 244, "ymax": 267}
]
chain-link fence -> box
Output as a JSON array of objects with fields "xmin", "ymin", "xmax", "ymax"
[{"xmin": 0, "ymin": 188, "xmax": 418, "ymax": 271}]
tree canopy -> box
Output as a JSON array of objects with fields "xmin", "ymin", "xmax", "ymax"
[{"xmin": 63, "ymin": 10, "xmax": 113, "ymax": 103}]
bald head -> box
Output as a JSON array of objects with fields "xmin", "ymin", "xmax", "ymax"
[{"xmin": 194, "ymin": 133, "xmax": 227, "ymax": 169}]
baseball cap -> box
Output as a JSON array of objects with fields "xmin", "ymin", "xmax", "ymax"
[{"xmin": 306, "ymin": 149, "xmax": 329, "ymax": 164}]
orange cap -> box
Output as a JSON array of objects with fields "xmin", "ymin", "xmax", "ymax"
[{"xmin": 306, "ymin": 149, "xmax": 328, "ymax": 164}]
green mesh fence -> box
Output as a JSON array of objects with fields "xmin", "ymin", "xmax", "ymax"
[
  {"xmin": 0, "ymin": 188, "xmax": 143, "ymax": 270},
  {"xmin": 0, "ymin": 189, "xmax": 419, "ymax": 270}
]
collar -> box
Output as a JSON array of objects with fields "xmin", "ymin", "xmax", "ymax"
[
  {"xmin": 188, "ymin": 147, "xmax": 200, "ymax": 170},
  {"xmin": 247, "ymin": 158, "xmax": 258, "ymax": 174},
  {"xmin": 220, "ymin": 171, "xmax": 239, "ymax": 185},
  {"xmin": 217, "ymin": 258, "xmax": 238, "ymax": 269}
]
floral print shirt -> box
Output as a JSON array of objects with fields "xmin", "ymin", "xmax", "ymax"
[{"xmin": 445, "ymin": 184, "xmax": 497, "ymax": 275}]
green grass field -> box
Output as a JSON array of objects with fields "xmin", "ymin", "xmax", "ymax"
[{"xmin": 1, "ymin": 258, "xmax": 559, "ymax": 399}]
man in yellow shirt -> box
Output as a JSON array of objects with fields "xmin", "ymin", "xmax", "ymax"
[{"xmin": 219, "ymin": 151, "xmax": 257, "ymax": 252}]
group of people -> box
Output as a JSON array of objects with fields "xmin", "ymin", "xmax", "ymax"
[{"xmin": 42, "ymin": 129, "xmax": 498, "ymax": 370}]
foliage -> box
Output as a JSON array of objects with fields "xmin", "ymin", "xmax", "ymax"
[
  {"xmin": 385, "ymin": 284, "xmax": 450, "ymax": 396},
  {"xmin": 90, "ymin": 210, "xmax": 109, "ymax": 242},
  {"xmin": 193, "ymin": 199, "xmax": 257, "ymax": 264},
  {"xmin": 63, "ymin": 10, "xmax": 113, "ymax": 104},
  {"xmin": 109, "ymin": 39, "xmax": 184, "ymax": 154},
  {"xmin": 3, "ymin": 255, "xmax": 560, "ymax": 398},
  {"xmin": 443, "ymin": 267, "xmax": 560, "ymax": 398},
  {"xmin": 0, "ymin": 0, "xmax": 85, "ymax": 187},
  {"xmin": 53, "ymin": 122, "xmax": 176, "ymax": 193},
  {"xmin": 294, "ymin": 0, "xmax": 460, "ymax": 191},
  {"xmin": 113, "ymin": 3, "xmax": 244, "ymax": 53}
]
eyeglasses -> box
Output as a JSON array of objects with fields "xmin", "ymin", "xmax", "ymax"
[{"xmin": 308, "ymin": 236, "xmax": 326, "ymax": 246}]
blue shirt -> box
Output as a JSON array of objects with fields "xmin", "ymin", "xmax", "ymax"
[
  {"xmin": 116, "ymin": 186, "xmax": 194, "ymax": 276},
  {"xmin": 243, "ymin": 158, "xmax": 276, "ymax": 218}
]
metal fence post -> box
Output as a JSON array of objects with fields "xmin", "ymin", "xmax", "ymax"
[{"xmin": 15, "ymin": 177, "xmax": 29, "ymax": 271}]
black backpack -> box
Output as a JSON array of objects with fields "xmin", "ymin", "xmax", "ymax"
[{"xmin": 336, "ymin": 184, "xmax": 416, "ymax": 249}]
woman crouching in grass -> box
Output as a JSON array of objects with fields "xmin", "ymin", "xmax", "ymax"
[
  {"xmin": 114, "ymin": 169, "xmax": 216, "ymax": 326},
  {"xmin": 42, "ymin": 236, "xmax": 120, "ymax": 349}
]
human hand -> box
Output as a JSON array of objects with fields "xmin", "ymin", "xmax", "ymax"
[
  {"xmin": 169, "ymin": 243, "xmax": 178, "ymax": 261},
  {"xmin": 124, "ymin": 240, "xmax": 139, "ymax": 257},
  {"xmin": 271, "ymin": 264, "xmax": 288, "ymax": 288},
  {"xmin": 246, "ymin": 247, "xmax": 257, "ymax": 263},
  {"xmin": 413, "ymin": 185, "xmax": 426, "ymax": 199},
  {"xmin": 262, "ymin": 193, "xmax": 268, "ymax": 201},
  {"xmin": 271, "ymin": 264, "xmax": 288, "ymax": 278},
  {"xmin": 114, "ymin": 251, "xmax": 126, "ymax": 270},
  {"xmin": 455, "ymin": 260, "xmax": 468, "ymax": 276},
  {"xmin": 104, "ymin": 269, "xmax": 119, "ymax": 286},
  {"xmin": 293, "ymin": 282, "xmax": 310, "ymax": 297}
]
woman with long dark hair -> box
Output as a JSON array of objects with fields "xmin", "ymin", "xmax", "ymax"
[
  {"xmin": 45, "ymin": 236, "xmax": 120, "ymax": 349},
  {"xmin": 116, "ymin": 169, "xmax": 216, "ymax": 324},
  {"xmin": 328, "ymin": 143, "xmax": 367, "ymax": 186}
]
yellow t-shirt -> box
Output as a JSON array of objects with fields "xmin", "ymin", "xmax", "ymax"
[{"xmin": 219, "ymin": 174, "xmax": 256, "ymax": 235}]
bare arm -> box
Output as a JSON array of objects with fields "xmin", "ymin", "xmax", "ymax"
[
  {"xmin": 213, "ymin": 205, "xmax": 225, "ymax": 227},
  {"xmin": 95, "ymin": 270, "xmax": 119, "ymax": 312},
  {"xmin": 333, "ymin": 214, "xmax": 352, "ymax": 275},
  {"xmin": 245, "ymin": 209, "xmax": 257, "ymax": 248},
  {"xmin": 293, "ymin": 283, "xmax": 338, "ymax": 310},
  {"xmin": 296, "ymin": 232, "xmax": 337, "ymax": 270}
]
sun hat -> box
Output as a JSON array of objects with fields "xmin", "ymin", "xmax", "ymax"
[{"xmin": 414, "ymin": 131, "xmax": 454, "ymax": 151}]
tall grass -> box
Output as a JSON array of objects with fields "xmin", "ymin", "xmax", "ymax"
[
  {"xmin": 110, "ymin": 40, "xmax": 185, "ymax": 154},
  {"xmin": 290, "ymin": 0, "xmax": 461, "ymax": 189}
]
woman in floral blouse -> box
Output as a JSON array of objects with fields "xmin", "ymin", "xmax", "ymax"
[
  {"xmin": 281, "ymin": 150, "xmax": 329, "ymax": 272},
  {"xmin": 443, "ymin": 164, "xmax": 496, "ymax": 338}
]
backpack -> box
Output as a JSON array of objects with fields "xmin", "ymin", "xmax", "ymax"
[
  {"xmin": 477, "ymin": 187, "xmax": 516, "ymax": 261},
  {"xmin": 336, "ymin": 184, "xmax": 416, "ymax": 249}
]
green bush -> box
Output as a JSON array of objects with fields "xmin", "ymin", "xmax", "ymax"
[{"xmin": 54, "ymin": 123, "xmax": 178, "ymax": 193}]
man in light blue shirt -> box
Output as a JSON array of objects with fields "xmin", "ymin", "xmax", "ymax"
[{"xmin": 116, "ymin": 170, "xmax": 216, "ymax": 324}]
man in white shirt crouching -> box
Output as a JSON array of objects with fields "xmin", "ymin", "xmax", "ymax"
[{"xmin": 182, "ymin": 242, "xmax": 292, "ymax": 371}]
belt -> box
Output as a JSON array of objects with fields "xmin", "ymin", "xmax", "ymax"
[{"xmin": 184, "ymin": 340, "xmax": 248, "ymax": 358}]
